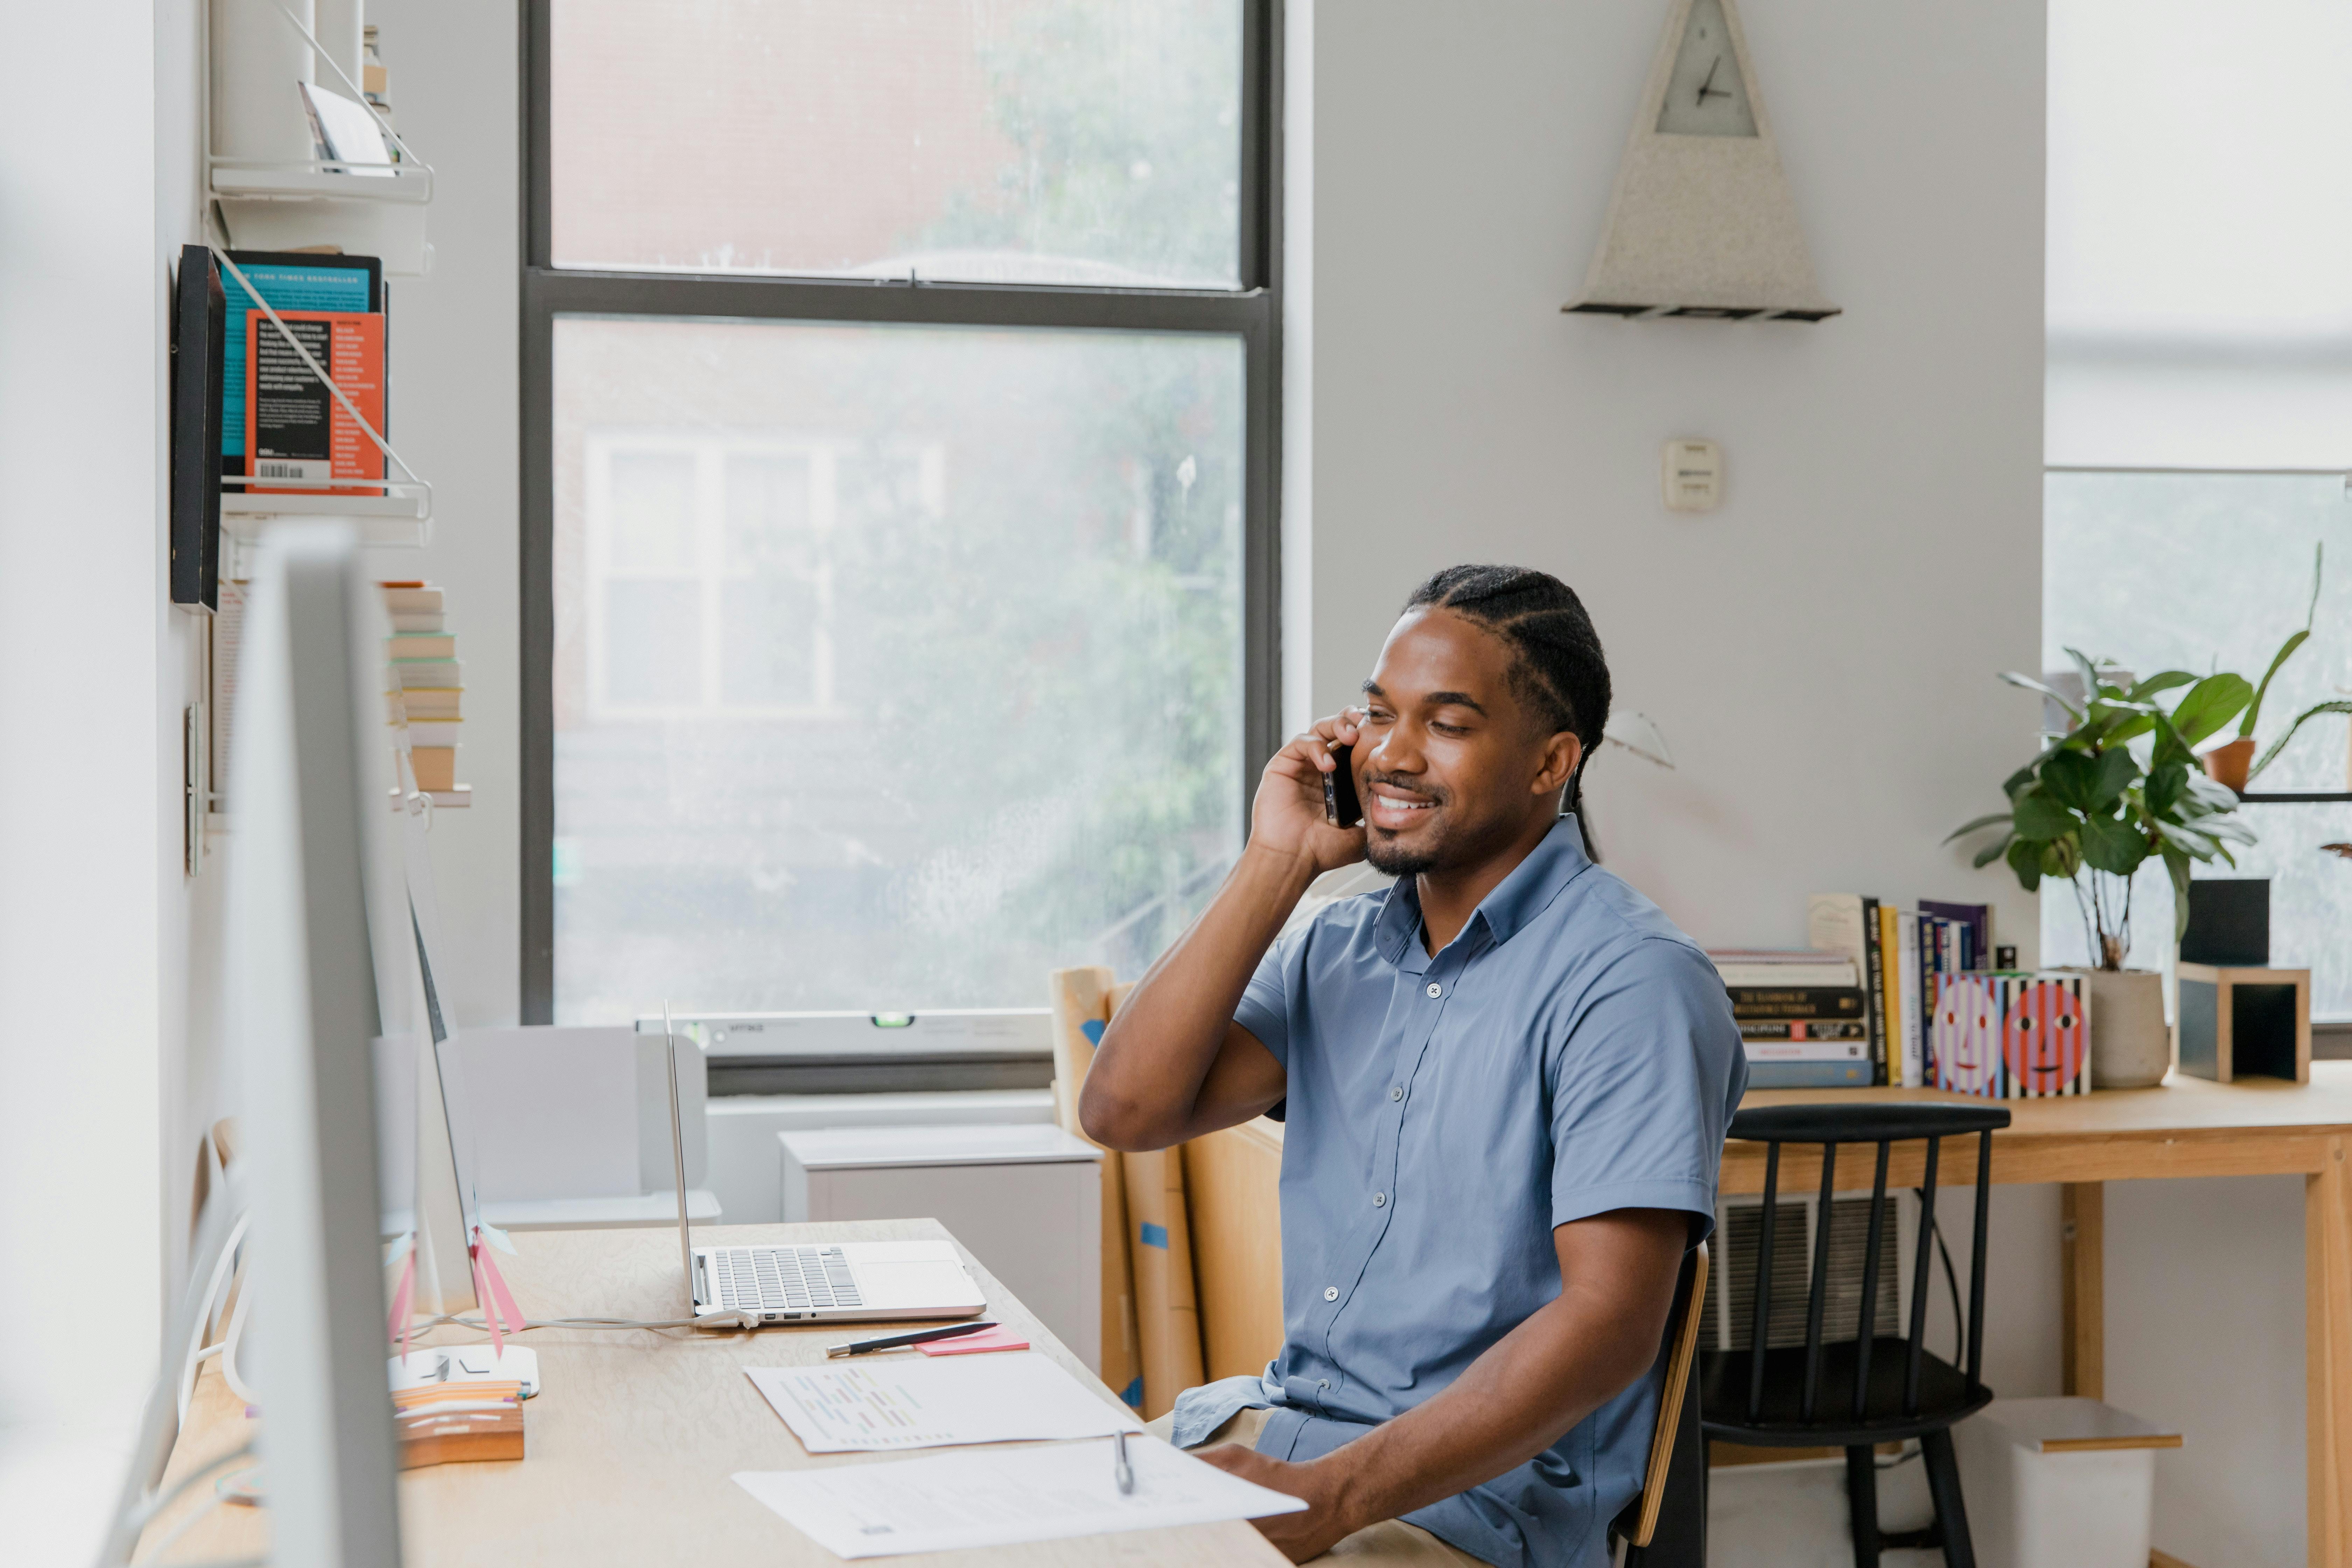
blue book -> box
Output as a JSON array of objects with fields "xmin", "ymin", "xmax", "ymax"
[
  {"xmin": 1744, "ymin": 1059, "xmax": 1874, "ymax": 1090},
  {"xmin": 218, "ymin": 251, "xmax": 383, "ymax": 475}
]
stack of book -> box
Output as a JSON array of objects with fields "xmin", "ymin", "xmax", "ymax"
[
  {"xmin": 1709, "ymin": 949, "xmax": 1872, "ymax": 1089},
  {"xmin": 1807, "ymin": 894, "xmax": 1999, "ymax": 1088},
  {"xmin": 382, "ymin": 581, "xmax": 462, "ymax": 796},
  {"xmin": 392, "ymin": 1378, "xmax": 524, "ymax": 1468}
]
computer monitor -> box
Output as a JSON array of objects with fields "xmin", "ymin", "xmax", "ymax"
[{"xmin": 216, "ymin": 523, "xmax": 403, "ymax": 1567}]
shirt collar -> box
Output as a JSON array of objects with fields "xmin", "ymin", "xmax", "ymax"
[{"xmin": 1372, "ymin": 815, "xmax": 1595, "ymax": 962}]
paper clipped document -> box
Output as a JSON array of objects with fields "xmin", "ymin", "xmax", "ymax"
[
  {"xmin": 734, "ymin": 1433, "xmax": 1308, "ymax": 1558},
  {"xmin": 745, "ymin": 1352, "xmax": 1144, "ymax": 1453}
]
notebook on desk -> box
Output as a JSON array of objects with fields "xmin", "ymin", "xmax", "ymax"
[{"xmin": 654, "ymin": 1029, "xmax": 988, "ymax": 1328}]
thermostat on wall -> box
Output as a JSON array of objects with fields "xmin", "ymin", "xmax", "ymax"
[{"xmin": 1662, "ymin": 439, "xmax": 1722, "ymax": 512}]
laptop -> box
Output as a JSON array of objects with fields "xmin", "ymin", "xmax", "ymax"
[{"xmin": 656, "ymin": 1029, "xmax": 988, "ymax": 1329}]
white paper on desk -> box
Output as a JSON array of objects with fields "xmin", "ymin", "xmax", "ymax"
[
  {"xmin": 733, "ymin": 1434, "xmax": 1307, "ymax": 1558},
  {"xmin": 746, "ymin": 1352, "xmax": 1143, "ymax": 1452}
]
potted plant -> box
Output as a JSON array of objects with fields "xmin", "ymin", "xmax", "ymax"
[
  {"xmin": 2205, "ymin": 543, "xmax": 2333, "ymax": 791},
  {"xmin": 1951, "ymin": 652, "xmax": 2258, "ymax": 1087}
]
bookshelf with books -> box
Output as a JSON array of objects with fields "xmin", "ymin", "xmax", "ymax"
[
  {"xmin": 1793, "ymin": 894, "xmax": 2025, "ymax": 1089},
  {"xmin": 382, "ymin": 580, "xmax": 467, "ymax": 806},
  {"xmin": 1708, "ymin": 948, "xmax": 1872, "ymax": 1089}
]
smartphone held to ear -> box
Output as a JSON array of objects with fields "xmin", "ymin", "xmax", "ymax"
[{"xmin": 1323, "ymin": 743, "xmax": 1362, "ymax": 827}]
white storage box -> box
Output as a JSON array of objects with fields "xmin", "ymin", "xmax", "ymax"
[
  {"xmin": 1952, "ymin": 1397, "xmax": 2180, "ymax": 1568},
  {"xmin": 779, "ymin": 1125, "xmax": 1102, "ymax": 1370}
]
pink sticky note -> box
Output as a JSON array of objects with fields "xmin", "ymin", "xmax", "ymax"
[{"xmin": 916, "ymin": 1325, "xmax": 1031, "ymax": 1356}]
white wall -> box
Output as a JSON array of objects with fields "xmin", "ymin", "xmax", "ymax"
[
  {"xmin": 372, "ymin": 0, "xmax": 524, "ymax": 1029},
  {"xmin": 0, "ymin": 0, "xmax": 201, "ymax": 1550},
  {"xmin": 1306, "ymin": 1, "xmax": 2048, "ymax": 954}
]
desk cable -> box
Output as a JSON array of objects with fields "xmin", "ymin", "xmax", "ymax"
[{"xmin": 401, "ymin": 1309, "xmax": 759, "ymax": 1336}]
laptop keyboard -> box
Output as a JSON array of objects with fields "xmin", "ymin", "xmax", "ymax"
[{"xmin": 709, "ymin": 1245, "xmax": 863, "ymax": 1313}]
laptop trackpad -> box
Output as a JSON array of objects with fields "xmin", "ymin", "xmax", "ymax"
[{"xmin": 859, "ymin": 1258, "xmax": 986, "ymax": 1312}]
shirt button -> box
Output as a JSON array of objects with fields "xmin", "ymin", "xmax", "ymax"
[
  {"xmin": 1317, "ymin": 1379, "xmax": 1331, "ymax": 1391},
  {"xmin": 1390, "ymin": 1086, "xmax": 1404, "ymax": 1102},
  {"xmin": 1373, "ymin": 1192, "xmax": 1387, "ymax": 1208},
  {"xmin": 1426, "ymin": 982, "xmax": 1442, "ymax": 998},
  {"xmin": 1323, "ymin": 1286, "xmax": 1339, "ymax": 1302}
]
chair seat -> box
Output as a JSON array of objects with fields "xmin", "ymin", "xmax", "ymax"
[{"xmin": 1699, "ymin": 1337, "xmax": 1991, "ymax": 1447}]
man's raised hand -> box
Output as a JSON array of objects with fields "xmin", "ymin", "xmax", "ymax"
[{"xmin": 1249, "ymin": 709, "xmax": 1370, "ymax": 877}]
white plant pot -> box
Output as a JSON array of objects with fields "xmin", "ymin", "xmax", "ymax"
[{"xmin": 2079, "ymin": 967, "xmax": 2170, "ymax": 1089}]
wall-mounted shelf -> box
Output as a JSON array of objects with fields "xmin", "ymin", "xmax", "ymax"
[
  {"xmin": 391, "ymin": 785, "xmax": 470, "ymax": 810},
  {"xmin": 209, "ymin": 162, "xmax": 433, "ymax": 275},
  {"xmin": 210, "ymin": 161, "xmax": 431, "ymax": 203},
  {"xmin": 220, "ymin": 483, "xmax": 432, "ymax": 553},
  {"xmin": 2235, "ymin": 791, "xmax": 2352, "ymax": 804}
]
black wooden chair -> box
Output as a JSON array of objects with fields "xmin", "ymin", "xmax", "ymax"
[{"xmin": 1698, "ymin": 1102, "xmax": 2011, "ymax": 1568}]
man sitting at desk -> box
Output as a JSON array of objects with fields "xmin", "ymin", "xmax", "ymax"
[{"xmin": 1081, "ymin": 564, "xmax": 1747, "ymax": 1567}]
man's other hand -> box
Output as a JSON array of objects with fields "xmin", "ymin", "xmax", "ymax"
[
  {"xmin": 1252, "ymin": 710, "xmax": 1371, "ymax": 877},
  {"xmin": 1194, "ymin": 1442, "xmax": 1357, "ymax": 1563}
]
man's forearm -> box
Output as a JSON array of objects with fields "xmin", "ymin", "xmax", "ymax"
[{"xmin": 1077, "ymin": 840, "xmax": 1314, "ymax": 1148}]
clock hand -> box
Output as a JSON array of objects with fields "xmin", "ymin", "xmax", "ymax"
[{"xmin": 1696, "ymin": 56, "xmax": 1721, "ymax": 106}]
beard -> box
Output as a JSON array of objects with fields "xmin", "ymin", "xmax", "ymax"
[
  {"xmin": 1362, "ymin": 774, "xmax": 1455, "ymax": 877},
  {"xmin": 1364, "ymin": 832, "xmax": 1444, "ymax": 877}
]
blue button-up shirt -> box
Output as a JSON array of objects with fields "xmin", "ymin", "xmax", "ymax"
[{"xmin": 1171, "ymin": 817, "xmax": 1746, "ymax": 1568}]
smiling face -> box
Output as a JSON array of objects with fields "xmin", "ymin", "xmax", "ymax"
[
  {"xmin": 1936, "ymin": 975, "xmax": 2004, "ymax": 1097},
  {"xmin": 1353, "ymin": 608, "xmax": 1582, "ymax": 878}
]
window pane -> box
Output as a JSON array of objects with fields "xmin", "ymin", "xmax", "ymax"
[
  {"xmin": 550, "ymin": 0, "xmax": 1245, "ymax": 288},
  {"xmin": 2042, "ymin": 471, "xmax": 2352, "ymax": 1015},
  {"xmin": 553, "ymin": 316, "xmax": 1246, "ymax": 1018}
]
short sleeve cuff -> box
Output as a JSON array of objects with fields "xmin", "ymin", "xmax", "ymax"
[
  {"xmin": 1233, "ymin": 989, "xmax": 1289, "ymax": 1070},
  {"xmin": 1552, "ymin": 1177, "xmax": 1718, "ymax": 1241}
]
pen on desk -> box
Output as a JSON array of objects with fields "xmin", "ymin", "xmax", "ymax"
[
  {"xmin": 824, "ymin": 1321, "xmax": 997, "ymax": 1358},
  {"xmin": 1113, "ymin": 1429, "xmax": 1134, "ymax": 1495}
]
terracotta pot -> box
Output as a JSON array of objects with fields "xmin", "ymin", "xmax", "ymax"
[
  {"xmin": 2077, "ymin": 967, "xmax": 2170, "ymax": 1088},
  {"xmin": 2203, "ymin": 736, "xmax": 2256, "ymax": 793}
]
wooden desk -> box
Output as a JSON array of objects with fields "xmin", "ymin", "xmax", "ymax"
[
  {"xmin": 141, "ymin": 1218, "xmax": 1284, "ymax": 1566},
  {"xmin": 1186, "ymin": 1069, "xmax": 2352, "ymax": 1568}
]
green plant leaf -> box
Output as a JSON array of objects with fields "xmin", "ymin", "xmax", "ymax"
[
  {"xmin": 2141, "ymin": 760, "xmax": 2188, "ymax": 817},
  {"xmin": 2087, "ymin": 747, "xmax": 2137, "ymax": 808},
  {"xmin": 1944, "ymin": 812, "xmax": 2017, "ymax": 844},
  {"xmin": 2039, "ymin": 750, "xmax": 2101, "ymax": 810},
  {"xmin": 2163, "ymin": 845, "xmax": 2195, "ymax": 941},
  {"xmin": 2127, "ymin": 670, "xmax": 2197, "ymax": 702},
  {"xmin": 2006, "ymin": 835, "xmax": 2042, "ymax": 892},
  {"xmin": 2236, "ymin": 541, "xmax": 2323, "ymax": 740},
  {"xmin": 2001, "ymin": 761, "xmax": 2040, "ymax": 801},
  {"xmin": 2039, "ymin": 838, "xmax": 2082, "ymax": 881},
  {"xmin": 2101, "ymin": 713, "xmax": 2155, "ymax": 747},
  {"xmin": 2241, "ymin": 628, "xmax": 2311, "ymax": 740},
  {"xmin": 2250, "ymin": 699, "xmax": 2352, "ymax": 780},
  {"xmin": 2169, "ymin": 673, "xmax": 2255, "ymax": 747},
  {"xmin": 2066, "ymin": 647, "xmax": 2107, "ymax": 707},
  {"xmin": 2000, "ymin": 670, "xmax": 2083, "ymax": 722},
  {"xmin": 2079, "ymin": 810, "xmax": 2147, "ymax": 876},
  {"xmin": 2180, "ymin": 771, "xmax": 2241, "ymax": 813},
  {"xmin": 2012, "ymin": 789, "xmax": 2079, "ymax": 842},
  {"xmin": 1973, "ymin": 835, "xmax": 2015, "ymax": 869}
]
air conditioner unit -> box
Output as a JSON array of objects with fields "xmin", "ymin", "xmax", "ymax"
[{"xmin": 1701, "ymin": 1189, "xmax": 1923, "ymax": 1353}]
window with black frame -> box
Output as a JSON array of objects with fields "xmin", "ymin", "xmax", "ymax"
[
  {"xmin": 2044, "ymin": 1, "xmax": 2352, "ymax": 1016},
  {"xmin": 522, "ymin": 0, "xmax": 1280, "ymax": 1023}
]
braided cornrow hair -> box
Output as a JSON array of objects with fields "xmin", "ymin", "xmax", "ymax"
[{"xmin": 1402, "ymin": 564, "xmax": 1611, "ymax": 822}]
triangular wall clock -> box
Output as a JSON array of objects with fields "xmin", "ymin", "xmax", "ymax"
[{"xmin": 1565, "ymin": 0, "xmax": 1839, "ymax": 321}]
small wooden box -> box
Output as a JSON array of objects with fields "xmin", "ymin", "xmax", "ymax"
[{"xmin": 2174, "ymin": 964, "xmax": 2310, "ymax": 1084}]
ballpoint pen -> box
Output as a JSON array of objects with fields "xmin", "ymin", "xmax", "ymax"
[
  {"xmin": 824, "ymin": 1321, "xmax": 997, "ymax": 1358},
  {"xmin": 1113, "ymin": 1429, "xmax": 1135, "ymax": 1495}
]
